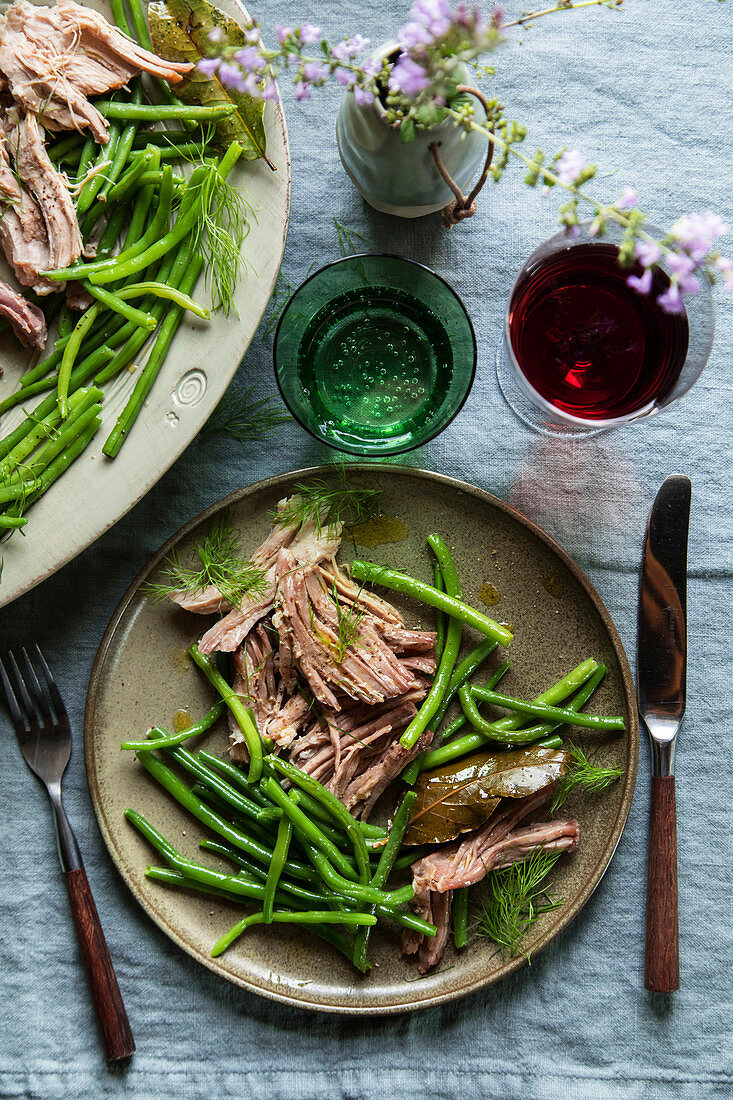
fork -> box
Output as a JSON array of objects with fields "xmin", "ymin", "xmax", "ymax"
[{"xmin": 0, "ymin": 645, "xmax": 135, "ymax": 1063}]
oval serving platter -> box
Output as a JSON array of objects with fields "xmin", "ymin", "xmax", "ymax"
[
  {"xmin": 0, "ymin": 0, "xmax": 290, "ymax": 609},
  {"xmin": 84, "ymin": 465, "xmax": 638, "ymax": 1014}
]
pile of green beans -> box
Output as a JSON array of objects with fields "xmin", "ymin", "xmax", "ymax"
[{"xmin": 0, "ymin": 0, "xmax": 248, "ymax": 538}]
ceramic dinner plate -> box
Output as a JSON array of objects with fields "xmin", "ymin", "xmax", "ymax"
[
  {"xmin": 84, "ymin": 465, "xmax": 639, "ymax": 1013},
  {"xmin": 0, "ymin": 0, "xmax": 290, "ymax": 609}
]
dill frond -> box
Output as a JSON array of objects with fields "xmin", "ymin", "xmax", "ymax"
[
  {"xmin": 550, "ymin": 742, "xmax": 623, "ymax": 814},
  {"xmin": 143, "ymin": 511, "xmax": 267, "ymax": 608},
  {"xmin": 333, "ymin": 218, "xmax": 369, "ymax": 257},
  {"xmin": 329, "ymin": 582, "xmax": 366, "ymax": 662},
  {"xmin": 191, "ymin": 159, "xmax": 251, "ymax": 317},
  {"xmin": 273, "ymin": 463, "xmax": 383, "ymax": 534},
  {"xmin": 475, "ymin": 848, "xmax": 564, "ymax": 961},
  {"xmin": 202, "ymin": 384, "xmax": 291, "ymax": 444}
]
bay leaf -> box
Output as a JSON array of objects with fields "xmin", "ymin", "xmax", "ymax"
[
  {"xmin": 148, "ymin": 0, "xmax": 270, "ymax": 163},
  {"xmin": 403, "ymin": 746, "xmax": 569, "ymax": 847}
]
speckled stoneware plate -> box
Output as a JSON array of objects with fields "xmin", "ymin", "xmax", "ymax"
[
  {"xmin": 0, "ymin": 0, "xmax": 290, "ymax": 609},
  {"xmin": 85, "ymin": 465, "xmax": 638, "ymax": 1013}
]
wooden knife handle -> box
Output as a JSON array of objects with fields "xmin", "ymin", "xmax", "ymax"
[
  {"xmin": 64, "ymin": 868, "xmax": 135, "ymax": 1062},
  {"xmin": 645, "ymin": 775, "xmax": 679, "ymax": 992}
]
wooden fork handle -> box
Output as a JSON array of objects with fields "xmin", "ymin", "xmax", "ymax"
[
  {"xmin": 644, "ymin": 775, "xmax": 679, "ymax": 992},
  {"xmin": 64, "ymin": 868, "xmax": 135, "ymax": 1062}
]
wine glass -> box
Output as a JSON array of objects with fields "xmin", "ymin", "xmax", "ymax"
[{"xmin": 496, "ymin": 222, "xmax": 715, "ymax": 437}]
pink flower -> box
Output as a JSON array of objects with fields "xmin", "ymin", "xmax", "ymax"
[
  {"xmin": 410, "ymin": 0, "xmax": 451, "ymax": 37},
  {"xmin": 303, "ymin": 61, "xmax": 327, "ymax": 82},
  {"xmin": 197, "ymin": 57, "xmax": 220, "ymax": 78},
  {"xmin": 335, "ymin": 66, "xmax": 357, "ymax": 87},
  {"xmin": 670, "ymin": 212, "xmax": 730, "ymax": 262},
  {"xmin": 715, "ymin": 256, "xmax": 733, "ymax": 291},
  {"xmin": 333, "ymin": 36, "xmax": 370, "ymax": 61},
  {"xmin": 399, "ymin": 20, "xmax": 434, "ymax": 48},
  {"xmin": 218, "ymin": 62, "xmax": 246, "ymax": 91},
  {"xmin": 627, "ymin": 269, "xmax": 653, "ymax": 295},
  {"xmin": 261, "ymin": 79, "xmax": 279, "ymax": 101},
  {"xmin": 276, "ymin": 25, "xmax": 293, "ymax": 44},
  {"xmin": 389, "ymin": 55, "xmax": 430, "ymax": 96},
  {"xmin": 657, "ymin": 283, "xmax": 684, "ymax": 314},
  {"xmin": 491, "ymin": 5, "xmax": 505, "ymax": 28},
  {"xmin": 554, "ymin": 149, "xmax": 586, "ymax": 185},
  {"xmin": 299, "ymin": 22, "xmax": 322, "ymax": 45},
  {"xmin": 353, "ymin": 84, "xmax": 374, "ymax": 106},
  {"xmin": 208, "ymin": 27, "xmax": 223, "ymax": 43},
  {"xmin": 615, "ymin": 187, "xmax": 638, "ymax": 210},
  {"xmin": 234, "ymin": 46, "xmax": 260, "ymax": 72},
  {"xmin": 635, "ymin": 240, "xmax": 662, "ymax": 268},
  {"xmin": 295, "ymin": 81, "xmax": 312, "ymax": 101}
]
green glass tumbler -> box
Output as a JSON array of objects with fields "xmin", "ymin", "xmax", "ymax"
[{"xmin": 274, "ymin": 254, "xmax": 476, "ymax": 456}]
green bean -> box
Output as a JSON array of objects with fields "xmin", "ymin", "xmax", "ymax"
[
  {"xmin": 102, "ymin": 252, "xmax": 204, "ymax": 456},
  {"xmin": 285, "ymin": 786, "xmax": 387, "ymax": 840},
  {"xmin": 1, "ymin": 343, "xmax": 117, "ymax": 415},
  {"xmin": 212, "ymin": 908, "xmax": 376, "ymax": 959},
  {"xmin": 0, "ymin": 515, "xmax": 27, "ymax": 529},
  {"xmin": 421, "ymin": 659, "xmax": 602, "ymax": 770},
  {"xmin": 435, "ymin": 637, "xmax": 499, "ymax": 729},
  {"xmin": 469, "ymin": 686, "xmax": 625, "ymax": 731},
  {"xmin": 400, "ymin": 535, "xmax": 465, "ymax": 752},
  {"xmin": 268, "ymin": 756, "xmax": 371, "ymax": 884},
  {"xmin": 133, "ymin": 752, "xmax": 314, "ymax": 880},
  {"xmin": 83, "ymin": 283, "xmax": 157, "ymax": 329},
  {"xmin": 350, "ymin": 560, "xmax": 514, "ymax": 647},
  {"xmin": 187, "ymin": 644, "xmax": 263, "ymax": 782},
  {"xmin": 458, "ymin": 686, "xmax": 551, "ymax": 746},
  {"xmin": 198, "ymin": 751, "xmax": 273, "ymax": 810},
  {"xmin": 95, "ymin": 101, "xmax": 236, "ymax": 121},
  {"xmin": 302, "ymin": 843, "xmax": 414, "ymax": 908},
  {"xmin": 109, "ymin": 0, "xmax": 131, "ymax": 33},
  {"xmin": 104, "ymin": 148, "xmax": 154, "ymax": 203},
  {"xmin": 537, "ymin": 735, "xmax": 564, "ymax": 750},
  {"xmin": 4, "ymin": 417, "xmax": 100, "ymax": 517},
  {"xmin": 57, "ymin": 305, "xmax": 75, "ymax": 339},
  {"xmin": 392, "ymin": 847, "xmax": 430, "ymax": 874},
  {"xmin": 164, "ymin": 741, "xmax": 279, "ymax": 824},
  {"xmin": 261, "ymin": 778, "xmax": 359, "ymax": 881},
  {"xmin": 189, "ymin": 784, "xmax": 278, "ymax": 849},
  {"xmin": 416, "ymin": 660, "xmax": 511, "ymax": 771},
  {"xmin": 48, "ymin": 134, "xmax": 84, "ymax": 164},
  {"xmin": 199, "ymin": 839, "xmax": 327, "ymax": 902},
  {"xmin": 57, "ymin": 304, "xmax": 101, "ymax": 416},
  {"xmin": 131, "ymin": 129, "xmax": 196, "ymax": 147},
  {"xmin": 76, "ymin": 124, "xmax": 119, "ymax": 214},
  {"xmin": 125, "ymin": 809, "xmax": 324, "ymax": 905},
  {"xmin": 433, "ymin": 561, "xmax": 446, "ymax": 662},
  {"xmin": 98, "ymin": 80, "xmax": 143, "ymax": 201},
  {"xmin": 87, "ymin": 169, "xmax": 206, "ymax": 285},
  {"xmin": 120, "ymin": 700, "xmax": 224, "ymax": 750},
  {"xmin": 0, "ymin": 388, "xmax": 102, "ymax": 490},
  {"xmin": 114, "ymin": 281, "xmax": 209, "ymax": 319},
  {"xmin": 453, "ymin": 887, "xmax": 469, "ymax": 949},
  {"xmin": 77, "ymin": 137, "xmax": 96, "ymax": 179},
  {"xmin": 263, "ymin": 814, "xmax": 293, "ymax": 923},
  {"xmin": 353, "ymin": 790, "xmax": 421, "ymax": 971}
]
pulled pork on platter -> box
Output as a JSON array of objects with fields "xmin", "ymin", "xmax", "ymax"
[{"xmin": 0, "ymin": 0, "xmax": 192, "ymax": 347}]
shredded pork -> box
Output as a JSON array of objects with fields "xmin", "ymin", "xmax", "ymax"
[{"xmin": 0, "ymin": 278, "xmax": 46, "ymax": 347}]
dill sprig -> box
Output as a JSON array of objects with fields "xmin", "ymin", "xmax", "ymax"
[
  {"xmin": 329, "ymin": 583, "xmax": 366, "ymax": 662},
  {"xmin": 273, "ymin": 463, "xmax": 383, "ymax": 534},
  {"xmin": 191, "ymin": 156, "xmax": 251, "ymax": 317},
  {"xmin": 202, "ymin": 384, "xmax": 291, "ymax": 444},
  {"xmin": 475, "ymin": 849, "xmax": 564, "ymax": 961},
  {"xmin": 333, "ymin": 218, "xmax": 369, "ymax": 257},
  {"xmin": 550, "ymin": 742, "xmax": 623, "ymax": 814},
  {"xmin": 143, "ymin": 512, "xmax": 268, "ymax": 608}
]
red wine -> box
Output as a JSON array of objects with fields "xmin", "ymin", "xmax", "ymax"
[{"xmin": 508, "ymin": 243, "xmax": 689, "ymax": 420}]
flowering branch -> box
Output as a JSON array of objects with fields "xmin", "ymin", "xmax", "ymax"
[{"xmin": 201, "ymin": 0, "xmax": 732, "ymax": 312}]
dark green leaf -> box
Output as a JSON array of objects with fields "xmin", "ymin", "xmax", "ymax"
[
  {"xmin": 404, "ymin": 747, "xmax": 569, "ymax": 846},
  {"xmin": 400, "ymin": 118, "xmax": 417, "ymax": 144},
  {"xmin": 148, "ymin": 0, "xmax": 268, "ymax": 161}
]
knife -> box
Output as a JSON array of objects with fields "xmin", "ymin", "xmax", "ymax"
[{"xmin": 637, "ymin": 474, "xmax": 690, "ymax": 993}]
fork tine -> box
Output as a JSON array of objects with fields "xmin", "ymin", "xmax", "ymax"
[
  {"xmin": 34, "ymin": 645, "xmax": 66, "ymax": 717},
  {"xmin": 0, "ymin": 655, "xmax": 25, "ymax": 729},
  {"xmin": 7, "ymin": 651, "xmax": 36, "ymax": 725},
  {"xmin": 21, "ymin": 646, "xmax": 54, "ymax": 723}
]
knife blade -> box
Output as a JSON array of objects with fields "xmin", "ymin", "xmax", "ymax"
[{"xmin": 637, "ymin": 474, "xmax": 691, "ymax": 993}]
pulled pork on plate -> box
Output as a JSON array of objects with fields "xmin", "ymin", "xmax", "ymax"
[{"xmin": 170, "ymin": 494, "xmax": 582, "ymax": 974}]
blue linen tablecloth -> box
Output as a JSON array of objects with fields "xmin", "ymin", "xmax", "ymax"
[{"xmin": 1, "ymin": 2, "xmax": 732, "ymax": 1097}]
